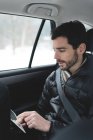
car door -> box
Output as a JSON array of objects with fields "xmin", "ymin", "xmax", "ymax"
[{"xmin": 0, "ymin": 13, "xmax": 56, "ymax": 115}]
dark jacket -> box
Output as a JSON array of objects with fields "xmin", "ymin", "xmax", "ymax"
[{"xmin": 37, "ymin": 54, "xmax": 93, "ymax": 136}]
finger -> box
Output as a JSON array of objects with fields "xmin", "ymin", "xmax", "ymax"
[
  {"xmin": 22, "ymin": 123, "xmax": 27, "ymax": 127},
  {"xmin": 24, "ymin": 115, "xmax": 33, "ymax": 122},
  {"xmin": 16, "ymin": 117, "xmax": 24, "ymax": 124},
  {"xmin": 17, "ymin": 111, "xmax": 31, "ymax": 119},
  {"xmin": 27, "ymin": 119, "xmax": 35, "ymax": 129},
  {"xmin": 28, "ymin": 123, "xmax": 33, "ymax": 129}
]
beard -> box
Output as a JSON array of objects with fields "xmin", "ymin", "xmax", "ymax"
[{"xmin": 58, "ymin": 51, "xmax": 78, "ymax": 71}]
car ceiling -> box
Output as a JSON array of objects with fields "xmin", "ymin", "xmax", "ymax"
[{"xmin": 0, "ymin": 0, "xmax": 93, "ymax": 26}]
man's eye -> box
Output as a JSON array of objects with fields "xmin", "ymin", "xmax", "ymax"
[
  {"xmin": 53, "ymin": 48, "xmax": 66, "ymax": 52},
  {"xmin": 59, "ymin": 49, "xmax": 65, "ymax": 52}
]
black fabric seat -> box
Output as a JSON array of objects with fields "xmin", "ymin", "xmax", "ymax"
[
  {"xmin": 51, "ymin": 120, "xmax": 93, "ymax": 140},
  {"xmin": 86, "ymin": 28, "xmax": 93, "ymax": 53}
]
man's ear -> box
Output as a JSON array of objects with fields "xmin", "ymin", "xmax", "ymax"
[{"xmin": 77, "ymin": 43, "xmax": 86, "ymax": 54}]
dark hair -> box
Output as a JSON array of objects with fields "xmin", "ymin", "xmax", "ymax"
[{"xmin": 51, "ymin": 20, "xmax": 86, "ymax": 49}]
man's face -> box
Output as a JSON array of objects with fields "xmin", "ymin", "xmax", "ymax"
[{"xmin": 53, "ymin": 37, "xmax": 79, "ymax": 71}]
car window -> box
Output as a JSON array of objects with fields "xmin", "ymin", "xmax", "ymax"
[
  {"xmin": 0, "ymin": 14, "xmax": 42, "ymax": 70},
  {"xmin": 83, "ymin": 23, "xmax": 92, "ymax": 31},
  {"xmin": 32, "ymin": 20, "xmax": 56, "ymax": 67}
]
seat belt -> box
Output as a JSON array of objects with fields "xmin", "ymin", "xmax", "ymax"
[{"xmin": 56, "ymin": 68, "xmax": 81, "ymax": 122}]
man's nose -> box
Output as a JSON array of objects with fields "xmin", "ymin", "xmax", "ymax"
[{"xmin": 54, "ymin": 51, "xmax": 60, "ymax": 60}]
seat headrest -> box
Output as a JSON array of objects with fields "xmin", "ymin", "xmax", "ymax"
[{"xmin": 86, "ymin": 28, "xmax": 93, "ymax": 52}]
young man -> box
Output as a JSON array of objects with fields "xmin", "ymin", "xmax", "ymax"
[{"xmin": 16, "ymin": 21, "xmax": 93, "ymax": 139}]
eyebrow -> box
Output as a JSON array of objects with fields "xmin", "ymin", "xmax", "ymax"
[{"xmin": 54, "ymin": 47, "xmax": 67, "ymax": 50}]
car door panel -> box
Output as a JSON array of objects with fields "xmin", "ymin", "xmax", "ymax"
[{"xmin": 0, "ymin": 65, "xmax": 56, "ymax": 114}]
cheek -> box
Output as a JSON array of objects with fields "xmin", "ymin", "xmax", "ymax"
[
  {"xmin": 66, "ymin": 51, "xmax": 75, "ymax": 59},
  {"xmin": 61, "ymin": 53, "xmax": 71, "ymax": 61},
  {"xmin": 63, "ymin": 53, "xmax": 75, "ymax": 63}
]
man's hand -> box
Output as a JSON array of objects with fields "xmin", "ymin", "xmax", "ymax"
[{"xmin": 16, "ymin": 111, "xmax": 51, "ymax": 132}]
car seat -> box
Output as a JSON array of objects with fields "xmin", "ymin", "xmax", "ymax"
[{"xmin": 86, "ymin": 28, "xmax": 93, "ymax": 54}]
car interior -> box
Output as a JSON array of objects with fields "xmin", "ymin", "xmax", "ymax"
[
  {"xmin": 0, "ymin": 0, "xmax": 93, "ymax": 139},
  {"xmin": 87, "ymin": 28, "xmax": 93, "ymax": 53}
]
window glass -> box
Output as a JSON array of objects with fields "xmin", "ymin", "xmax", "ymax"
[
  {"xmin": 32, "ymin": 20, "xmax": 56, "ymax": 67},
  {"xmin": 83, "ymin": 23, "xmax": 92, "ymax": 31},
  {"xmin": 0, "ymin": 14, "xmax": 42, "ymax": 70}
]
